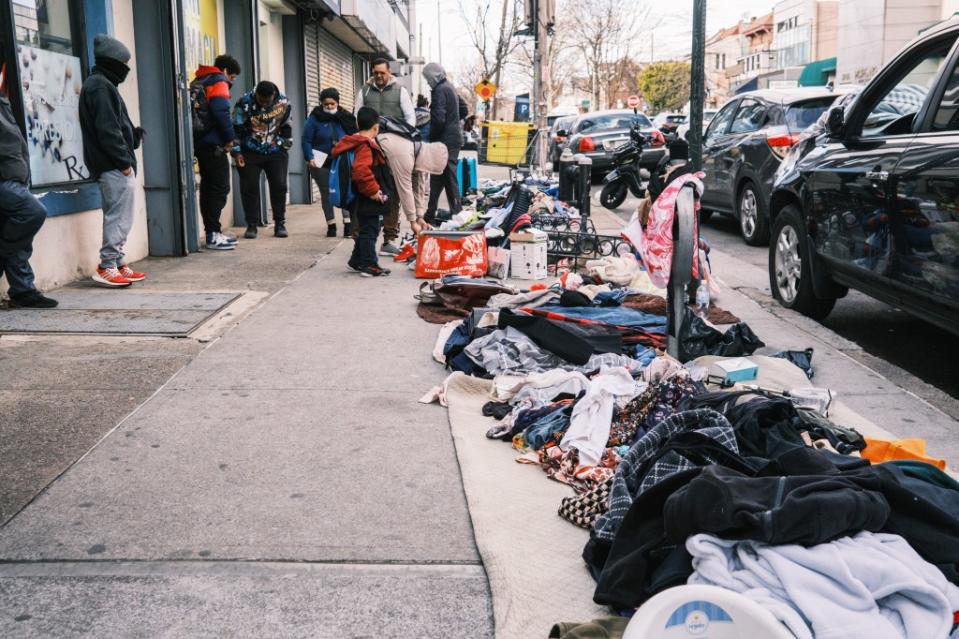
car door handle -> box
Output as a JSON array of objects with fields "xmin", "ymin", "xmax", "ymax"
[{"xmin": 866, "ymin": 170, "xmax": 889, "ymax": 181}]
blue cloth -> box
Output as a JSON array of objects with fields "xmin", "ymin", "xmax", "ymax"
[
  {"xmin": 301, "ymin": 115, "xmax": 346, "ymax": 162},
  {"xmin": 632, "ymin": 345, "xmax": 657, "ymax": 367},
  {"xmin": 593, "ymin": 289, "xmax": 628, "ymax": 306},
  {"xmin": 523, "ymin": 406, "xmax": 571, "ymax": 450},
  {"xmin": 0, "ymin": 180, "xmax": 46, "ymax": 295},
  {"xmin": 537, "ymin": 305, "xmax": 667, "ymax": 332}
]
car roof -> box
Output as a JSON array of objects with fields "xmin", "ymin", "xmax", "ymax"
[
  {"xmin": 580, "ymin": 109, "xmax": 650, "ymax": 118},
  {"xmin": 737, "ymin": 87, "xmax": 845, "ymax": 104}
]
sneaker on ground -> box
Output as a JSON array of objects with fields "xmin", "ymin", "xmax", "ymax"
[
  {"xmin": 244, "ymin": 225, "xmax": 258, "ymax": 239},
  {"xmin": 274, "ymin": 222, "xmax": 288, "ymax": 238},
  {"xmin": 326, "ymin": 223, "xmax": 337, "ymax": 238},
  {"xmin": 118, "ymin": 264, "xmax": 146, "ymax": 282},
  {"xmin": 359, "ymin": 265, "xmax": 390, "ymax": 277},
  {"xmin": 346, "ymin": 262, "xmax": 361, "ymax": 273},
  {"xmin": 379, "ymin": 242, "xmax": 401, "ymax": 256},
  {"xmin": 206, "ymin": 232, "xmax": 237, "ymax": 250},
  {"xmin": 93, "ymin": 266, "xmax": 132, "ymax": 287},
  {"xmin": 221, "ymin": 232, "xmax": 238, "ymax": 244},
  {"xmin": 8, "ymin": 289, "xmax": 58, "ymax": 308}
]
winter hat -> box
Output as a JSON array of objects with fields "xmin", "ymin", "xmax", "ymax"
[
  {"xmin": 319, "ymin": 87, "xmax": 340, "ymax": 103},
  {"xmin": 93, "ymin": 34, "xmax": 131, "ymax": 64},
  {"xmin": 423, "ymin": 63, "xmax": 446, "ymax": 89}
]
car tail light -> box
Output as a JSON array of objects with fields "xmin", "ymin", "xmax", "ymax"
[
  {"xmin": 650, "ymin": 130, "xmax": 666, "ymax": 147},
  {"xmin": 767, "ymin": 132, "xmax": 801, "ymax": 159},
  {"xmin": 579, "ymin": 136, "xmax": 595, "ymax": 152}
]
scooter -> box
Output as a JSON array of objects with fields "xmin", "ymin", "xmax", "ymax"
[{"xmin": 599, "ymin": 124, "xmax": 650, "ymax": 210}]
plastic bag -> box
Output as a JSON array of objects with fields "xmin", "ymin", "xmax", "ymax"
[
  {"xmin": 771, "ymin": 348, "xmax": 815, "ymax": 379},
  {"xmin": 415, "ymin": 231, "xmax": 488, "ymax": 279},
  {"xmin": 677, "ymin": 308, "xmax": 765, "ymax": 363}
]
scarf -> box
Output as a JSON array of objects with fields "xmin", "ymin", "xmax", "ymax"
[{"xmin": 309, "ymin": 106, "xmax": 358, "ymax": 135}]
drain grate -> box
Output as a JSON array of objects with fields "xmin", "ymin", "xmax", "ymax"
[{"xmin": 0, "ymin": 291, "xmax": 240, "ymax": 336}]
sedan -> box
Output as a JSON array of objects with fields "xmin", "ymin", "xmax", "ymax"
[{"xmin": 561, "ymin": 109, "xmax": 667, "ymax": 176}]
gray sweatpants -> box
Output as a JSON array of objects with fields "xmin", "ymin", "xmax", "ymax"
[{"xmin": 98, "ymin": 169, "xmax": 137, "ymax": 269}]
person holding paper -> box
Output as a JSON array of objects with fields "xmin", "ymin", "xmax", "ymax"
[{"xmin": 302, "ymin": 88, "xmax": 357, "ymax": 237}]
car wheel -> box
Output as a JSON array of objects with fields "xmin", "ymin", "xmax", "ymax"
[
  {"xmin": 600, "ymin": 182, "xmax": 628, "ymax": 210},
  {"xmin": 769, "ymin": 204, "xmax": 836, "ymax": 321},
  {"xmin": 738, "ymin": 182, "xmax": 770, "ymax": 246}
]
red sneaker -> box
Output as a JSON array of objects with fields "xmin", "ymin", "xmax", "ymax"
[
  {"xmin": 118, "ymin": 264, "xmax": 146, "ymax": 282},
  {"xmin": 92, "ymin": 266, "xmax": 132, "ymax": 288}
]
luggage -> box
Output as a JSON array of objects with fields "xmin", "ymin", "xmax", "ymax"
[
  {"xmin": 457, "ymin": 157, "xmax": 477, "ymax": 196},
  {"xmin": 415, "ymin": 230, "xmax": 488, "ymax": 279}
]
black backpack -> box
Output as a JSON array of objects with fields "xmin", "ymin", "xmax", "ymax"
[
  {"xmin": 189, "ymin": 78, "xmax": 212, "ymax": 136},
  {"xmin": 457, "ymin": 95, "xmax": 469, "ymax": 120},
  {"xmin": 378, "ymin": 115, "xmax": 423, "ymax": 155}
]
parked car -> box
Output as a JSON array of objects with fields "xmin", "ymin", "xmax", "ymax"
[
  {"xmin": 547, "ymin": 106, "xmax": 579, "ymax": 128},
  {"xmin": 700, "ymin": 87, "xmax": 847, "ymax": 245},
  {"xmin": 652, "ymin": 112, "xmax": 687, "ymax": 141},
  {"xmin": 675, "ymin": 109, "xmax": 717, "ymax": 140},
  {"xmin": 560, "ymin": 109, "xmax": 666, "ymax": 177},
  {"xmin": 767, "ymin": 17, "xmax": 959, "ymax": 336},
  {"xmin": 549, "ymin": 115, "xmax": 577, "ymax": 167}
]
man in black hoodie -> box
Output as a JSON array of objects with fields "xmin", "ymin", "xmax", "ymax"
[
  {"xmin": 79, "ymin": 34, "xmax": 144, "ymax": 287},
  {"xmin": 422, "ymin": 62, "xmax": 463, "ymax": 223}
]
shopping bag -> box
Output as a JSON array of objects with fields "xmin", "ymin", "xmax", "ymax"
[
  {"xmin": 487, "ymin": 246, "xmax": 510, "ymax": 279},
  {"xmin": 415, "ymin": 231, "xmax": 488, "ymax": 279}
]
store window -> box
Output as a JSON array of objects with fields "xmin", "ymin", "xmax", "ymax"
[{"xmin": 13, "ymin": 0, "xmax": 88, "ymax": 186}]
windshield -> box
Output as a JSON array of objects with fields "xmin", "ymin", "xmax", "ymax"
[
  {"xmin": 785, "ymin": 98, "xmax": 836, "ymax": 132},
  {"xmin": 578, "ymin": 113, "xmax": 652, "ymax": 132},
  {"xmin": 703, "ymin": 110, "xmax": 717, "ymax": 122},
  {"xmin": 552, "ymin": 116, "xmax": 575, "ymax": 133}
]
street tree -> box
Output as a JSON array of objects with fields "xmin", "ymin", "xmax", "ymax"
[
  {"xmin": 638, "ymin": 61, "xmax": 692, "ymax": 113},
  {"xmin": 457, "ymin": 0, "xmax": 525, "ymax": 119},
  {"xmin": 507, "ymin": 12, "xmax": 579, "ymax": 110}
]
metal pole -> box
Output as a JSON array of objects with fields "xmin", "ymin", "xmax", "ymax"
[
  {"xmin": 535, "ymin": 0, "xmax": 550, "ymax": 173},
  {"xmin": 689, "ymin": 0, "xmax": 707, "ymax": 171}
]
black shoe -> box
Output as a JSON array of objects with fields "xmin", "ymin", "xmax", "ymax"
[
  {"xmin": 274, "ymin": 222, "xmax": 288, "ymax": 238},
  {"xmin": 343, "ymin": 222, "xmax": 352, "ymax": 237},
  {"xmin": 8, "ymin": 290, "xmax": 58, "ymax": 309},
  {"xmin": 326, "ymin": 223, "xmax": 337, "ymax": 238},
  {"xmin": 244, "ymin": 224, "xmax": 258, "ymax": 239}
]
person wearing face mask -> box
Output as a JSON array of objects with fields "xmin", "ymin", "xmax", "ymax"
[
  {"xmin": 79, "ymin": 34, "xmax": 146, "ymax": 288},
  {"xmin": 302, "ymin": 87, "xmax": 358, "ymax": 237}
]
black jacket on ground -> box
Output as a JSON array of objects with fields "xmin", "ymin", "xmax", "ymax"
[
  {"xmin": 0, "ymin": 96, "xmax": 29, "ymax": 184},
  {"xmin": 79, "ymin": 68, "xmax": 139, "ymax": 177},
  {"xmin": 429, "ymin": 79, "xmax": 463, "ymax": 150}
]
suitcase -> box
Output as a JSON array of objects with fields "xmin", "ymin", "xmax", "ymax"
[{"xmin": 456, "ymin": 157, "xmax": 478, "ymax": 197}]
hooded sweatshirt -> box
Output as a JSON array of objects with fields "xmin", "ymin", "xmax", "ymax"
[
  {"xmin": 79, "ymin": 35, "xmax": 138, "ymax": 176},
  {"xmin": 331, "ymin": 133, "xmax": 392, "ymax": 205},
  {"xmin": 422, "ymin": 63, "xmax": 462, "ymax": 150},
  {"xmin": 192, "ymin": 65, "xmax": 235, "ymax": 148},
  {"xmin": 0, "ymin": 95, "xmax": 30, "ymax": 184}
]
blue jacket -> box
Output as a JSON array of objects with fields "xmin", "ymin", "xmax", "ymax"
[
  {"xmin": 193, "ymin": 66, "xmax": 235, "ymax": 148},
  {"xmin": 233, "ymin": 91, "xmax": 292, "ymax": 155},
  {"xmin": 301, "ymin": 106, "xmax": 356, "ymax": 166}
]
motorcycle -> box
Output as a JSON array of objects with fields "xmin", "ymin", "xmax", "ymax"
[{"xmin": 599, "ymin": 124, "xmax": 650, "ymax": 210}]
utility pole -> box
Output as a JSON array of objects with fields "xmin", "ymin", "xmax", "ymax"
[
  {"xmin": 533, "ymin": 0, "xmax": 552, "ymax": 173},
  {"xmin": 689, "ymin": 0, "xmax": 707, "ymax": 171},
  {"xmin": 436, "ymin": 0, "xmax": 443, "ymax": 66}
]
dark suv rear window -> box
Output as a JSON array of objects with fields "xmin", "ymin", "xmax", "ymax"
[{"xmin": 785, "ymin": 97, "xmax": 836, "ymax": 132}]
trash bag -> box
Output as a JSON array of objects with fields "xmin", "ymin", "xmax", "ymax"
[
  {"xmin": 677, "ymin": 308, "xmax": 764, "ymax": 363},
  {"xmin": 771, "ymin": 348, "xmax": 815, "ymax": 379}
]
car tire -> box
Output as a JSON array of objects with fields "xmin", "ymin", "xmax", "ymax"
[
  {"xmin": 769, "ymin": 204, "xmax": 836, "ymax": 321},
  {"xmin": 600, "ymin": 182, "xmax": 628, "ymax": 210},
  {"xmin": 737, "ymin": 181, "xmax": 770, "ymax": 246}
]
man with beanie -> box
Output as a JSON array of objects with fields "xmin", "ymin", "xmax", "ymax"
[
  {"xmin": 0, "ymin": 88, "xmax": 57, "ymax": 307},
  {"xmin": 302, "ymin": 87, "xmax": 357, "ymax": 237},
  {"xmin": 191, "ymin": 54, "xmax": 241, "ymax": 251},
  {"xmin": 79, "ymin": 34, "xmax": 145, "ymax": 287},
  {"xmin": 233, "ymin": 81, "xmax": 292, "ymax": 239},
  {"xmin": 355, "ymin": 58, "xmax": 414, "ymax": 257},
  {"xmin": 422, "ymin": 62, "xmax": 463, "ymax": 224}
]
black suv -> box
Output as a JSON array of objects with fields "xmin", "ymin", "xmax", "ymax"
[
  {"xmin": 701, "ymin": 88, "xmax": 844, "ymax": 245},
  {"xmin": 768, "ymin": 17, "xmax": 959, "ymax": 336}
]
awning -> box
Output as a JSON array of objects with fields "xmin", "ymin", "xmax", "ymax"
[
  {"xmin": 798, "ymin": 57, "xmax": 837, "ymax": 87},
  {"xmin": 735, "ymin": 77, "xmax": 758, "ymax": 94}
]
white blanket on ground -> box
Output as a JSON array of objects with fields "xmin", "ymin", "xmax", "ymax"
[
  {"xmin": 687, "ymin": 532, "xmax": 959, "ymax": 639},
  {"xmin": 560, "ymin": 367, "xmax": 644, "ymax": 466}
]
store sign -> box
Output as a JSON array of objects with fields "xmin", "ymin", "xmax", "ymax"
[
  {"xmin": 184, "ymin": 0, "xmax": 220, "ymax": 78},
  {"xmin": 18, "ymin": 45, "xmax": 88, "ymax": 184}
]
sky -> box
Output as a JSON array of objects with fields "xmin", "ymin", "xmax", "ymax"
[{"xmin": 415, "ymin": 0, "xmax": 778, "ymax": 75}]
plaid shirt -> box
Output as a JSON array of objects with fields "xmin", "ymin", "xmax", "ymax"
[{"xmin": 592, "ymin": 408, "xmax": 739, "ymax": 543}]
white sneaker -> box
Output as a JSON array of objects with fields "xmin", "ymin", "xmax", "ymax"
[{"xmin": 206, "ymin": 232, "xmax": 236, "ymax": 250}]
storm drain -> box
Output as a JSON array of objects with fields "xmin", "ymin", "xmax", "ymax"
[{"xmin": 0, "ymin": 291, "xmax": 241, "ymax": 337}]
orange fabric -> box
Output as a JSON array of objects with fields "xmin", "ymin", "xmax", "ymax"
[
  {"xmin": 205, "ymin": 80, "xmax": 231, "ymax": 100},
  {"xmin": 862, "ymin": 437, "xmax": 946, "ymax": 470}
]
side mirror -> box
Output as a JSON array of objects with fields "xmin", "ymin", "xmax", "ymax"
[
  {"xmin": 826, "ymin": 106, "xmax": 845, "ymax": 138},
  {"xmin": 556, "ymin": 129, "xmax": 568, "ymax": 138}
]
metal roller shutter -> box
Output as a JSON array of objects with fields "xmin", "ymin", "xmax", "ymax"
[
  {"xmin": 304, "ymin": 22, "xmax": 321, "ymax": 202},
  {"xmin": 318, "ymin": 28, "xmax": 356, "ymax": 110}
]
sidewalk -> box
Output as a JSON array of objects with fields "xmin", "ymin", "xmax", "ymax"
[{"xmin": 0, "ymin": 207, "xmax": 492, "ymax": 637}]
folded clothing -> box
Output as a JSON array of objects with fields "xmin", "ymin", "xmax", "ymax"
[{"xmin": 863, "ymin": 437, "xmax": 946, "ymax": 470}]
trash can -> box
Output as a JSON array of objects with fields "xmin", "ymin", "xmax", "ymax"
[{"xmin": 483, "ymin": 121, "xmax": 533, "ymax": 165}]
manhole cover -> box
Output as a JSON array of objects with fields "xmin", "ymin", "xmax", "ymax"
[{"xmin": 0, "ymin": 291, "xmax": 240, "ymax": 336}]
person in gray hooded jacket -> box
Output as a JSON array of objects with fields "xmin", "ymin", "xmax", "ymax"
[
  {"xmin": 422, "ymin": 62, "xmax": 463, "ymax": 223},
  {"xmin": 79, "ymin": 34, "xmax": 145, "ymax": 288}
]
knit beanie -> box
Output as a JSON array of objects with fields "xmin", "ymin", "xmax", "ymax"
[{"xmin": 93, "ymin": 34, "xmax": 131, "ymax": 64}]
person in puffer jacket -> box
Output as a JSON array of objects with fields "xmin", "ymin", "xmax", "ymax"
[
  {"xmin": 302, "ymin": 87, "xmax": 357, "ymax": 238},
  {"xmin": 191, "ymin": 55, "xmax": 241, "ymax": 250}
]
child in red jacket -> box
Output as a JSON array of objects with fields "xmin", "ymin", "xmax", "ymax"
[{"xmin": 331, "ymin": 106, "xmax": 394, "ymax": 277}]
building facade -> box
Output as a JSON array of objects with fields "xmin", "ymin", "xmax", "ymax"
[
  {"xmin": 0, "ymin": 0, "xmax": 411, "ymax": 295},
  {"xmin": 705, "ymin": 23, "xmax": 744, "ymax": 107}
]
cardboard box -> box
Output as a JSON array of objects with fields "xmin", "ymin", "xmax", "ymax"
[
  {"xmin": 713, "ymin": 358, "xmax": 758, "ymax": 383},
  {"xmin": 510, "ymin": 242, "xmax": 548, "ymax": 280},
  {"xmin": 508, "ymin": 228, "xmax": 548, "ymax": 243}
]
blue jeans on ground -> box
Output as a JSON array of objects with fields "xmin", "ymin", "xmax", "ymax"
[
  {"xmin": 0, "ymin": 179, "xmax": 47, "ymax": 295},
  {"xmin": 98, "ymin": 169, "xmax": 137, "ymax": 269},
  {"xmin": 350, "ymin": 211, "xmax": 381, "ymax": 268}
]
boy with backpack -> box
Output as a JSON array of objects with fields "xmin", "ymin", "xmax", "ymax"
[
  {"xmin": 330, "ymin": 107, "xmax": 393, "ymax": 277},
  {"xmin": 191, "ymin": 55, "xmax": 241, "ymax": 250}
]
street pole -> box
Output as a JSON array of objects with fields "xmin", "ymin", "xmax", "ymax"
[
  {"xmin": 689, "ymin": 0, "xmax": 706, "ymax": 171},
  {"xmin": 534, "ymin": 0, "xmax": 550, "ymax": 173}
]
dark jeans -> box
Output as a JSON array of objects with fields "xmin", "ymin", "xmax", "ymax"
[
  {"xmin": 238, "ymin": 151, "xmax": 288, "ymax": 225},
  {"xmin": 426, "ymin": 146, "xmax": 462, "ymax": 219},
  {"xmin": 308, "ymin": 165, "xmax": 335, "ymax": 223},
  {"xmin": 350, "ymin": 211, "xmax": 382, "ymax": 269},
  {"xmin": 0, "ymin": 180, "xmax": 46, "ymax": 295},
  {"xmin": 195, "ymin": 144, "xmax": 230, "ymax": 234}
]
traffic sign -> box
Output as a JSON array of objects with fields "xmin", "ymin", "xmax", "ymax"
[
  {"xmin": 475, "ymin": 80, "xmax": 497, "ymax": 101},
  {"xmin": 627, "ymin": 95, "xmax": 640, "ymax": 108}
]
